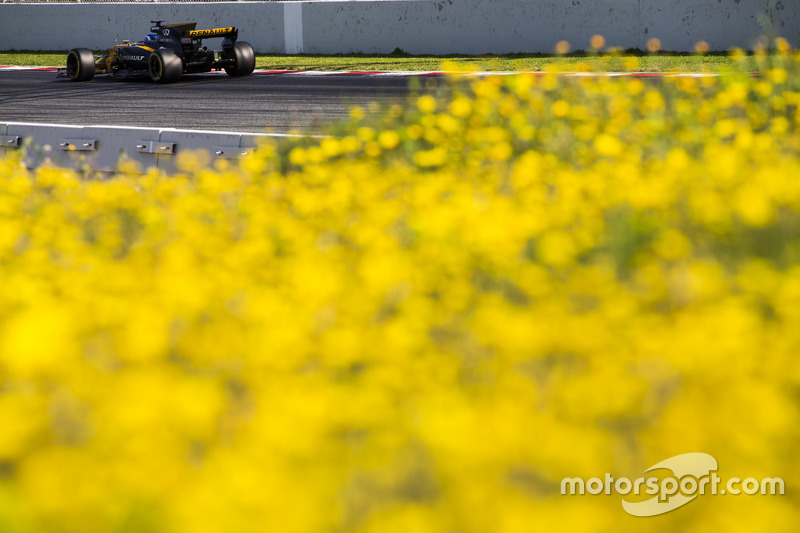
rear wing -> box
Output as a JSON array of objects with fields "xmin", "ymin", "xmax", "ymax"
[
  {"xmin": 149, "ymin": 21, "xmax": 239, "ymax": 42},
  {"xmin": 187, "ymin": 27, "xmax": 239, "ymax": 40}
]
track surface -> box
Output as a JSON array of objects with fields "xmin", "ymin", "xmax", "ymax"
[{"xmin": 0, "ymin": 70, "xmax": 435, "ymax": 134}]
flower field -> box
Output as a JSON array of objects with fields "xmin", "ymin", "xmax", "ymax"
[{"xmin": 1, "ymin": 46, "xmax": 799, "ymax": 531}]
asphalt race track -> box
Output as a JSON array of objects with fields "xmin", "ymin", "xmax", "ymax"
[{"xmin": 0, "ymin": 70, "xmax": 436, "ymax": 134}]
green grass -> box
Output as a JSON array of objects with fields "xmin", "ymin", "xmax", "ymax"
[
  {"xmin": 0, "ymin": 50, "xmax": 764, "ymax": 73},
  {"xmin": 254, "ymin": 52, "xmax": 746, "ymax": 73}
]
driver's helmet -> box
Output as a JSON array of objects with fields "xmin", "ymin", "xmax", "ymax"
[{"xmin": 144, "ymin": 33, "xmax": 158, "ymax": 42}]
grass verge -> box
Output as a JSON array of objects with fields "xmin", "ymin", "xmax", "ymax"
[{"xmin": 0, "ymin": 50, "xmax": 772, "ymax": 73}]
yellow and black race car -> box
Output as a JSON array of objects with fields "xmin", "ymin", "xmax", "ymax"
[{"xmin": 64, "ymin": 20, "xmax": 255, "ymax": 83}]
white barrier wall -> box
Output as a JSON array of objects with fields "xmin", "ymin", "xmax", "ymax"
[
  {"xmin": 0, "ymin": 3, "xmax": 286, "ymax": 53},
  {"xmin": 0, "ymin": 1, "xmax": 797, "ymax": 54},
  {"xmin": 304, "ymin": 0, "xmax": 799, "ymax": 54}
]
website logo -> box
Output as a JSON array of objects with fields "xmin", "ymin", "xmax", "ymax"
[{"xmin": 561, "ymin": 452, "xmax": 785, "ymax": 517}]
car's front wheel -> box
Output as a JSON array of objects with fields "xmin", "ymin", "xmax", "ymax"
[
  {"xmin": 224, "ymin": 41, "xmax": 255, "ymax": 77},
  {"xmin": 148, "ymin": 50, "xmax": 183, "ymax": 84},
  {"xmin": 66, "ymin": 48, "xmax": 95, "ymax": 82}
]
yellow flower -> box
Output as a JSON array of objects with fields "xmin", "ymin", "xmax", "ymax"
[
  {"xmin": 590, "ymin": 34, "xmax": 606, "ymax": 50},
  {"xmin": 593, "ymin": 133, "xmax": 624, "ymax": 157},
  {"xmin": 653, "ymin": 229, "xmax": 692, "ymax": 260},
  {"xmin": 416, "ymin": 95, "xmax": 437, "ymax": 114},
  {"xmin": 734, "ymin": 184, "xmax": 774, "ymax": 227},
  {"xmin": 551, "ymin": 99, "xmax": 570, "ymax": 117},
  {"xmin": 537, "ymin": 230, "xmax": 578, "ymax": 266},
  {"xmin": 555, "ymin": 40, "xmax": 570, "ymax": 55},
  {"xmin": 0, "ymin": 54, "xmax": 799, "ymax": 533}
]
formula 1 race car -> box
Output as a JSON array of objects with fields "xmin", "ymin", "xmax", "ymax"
[{"xmin": 64, "ymin": 21, "xmax": 255, "ymax": 83}]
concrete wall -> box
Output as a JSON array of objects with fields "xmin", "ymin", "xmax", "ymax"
[
  {"xmin": 0, "ymin": 1, "xmax": 797, "ymax": 54},
  {"xmin": 304, "ymin": 0, "xmax": 645, "ymax": 54},
  {"xmin": 0, "ymin": 3, "xmax": 286, "ymax": 53}
]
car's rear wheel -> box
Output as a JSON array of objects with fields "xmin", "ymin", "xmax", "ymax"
[
  {"xmin": 66, "ymin": 48, "xmax": 95, "ymax": 82},
  {"xmin": 148, "ymin": 50, "xmax": 183, "ymax": 83},
  {"xmin": 224, "ymin": 41, "xmax": 255, "ymax": 77}
]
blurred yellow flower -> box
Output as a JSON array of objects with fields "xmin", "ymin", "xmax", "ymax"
[
  {"xmin": 417, "ymin": 95, "xmax": 437, "ymax": 114},
  {"xmin": 555, "ymin": 40, "xmax": 571, "ymax": 55},
  {"xmin": 0, "ymin": 48, "xmax": 799, "ymax": 533},
  {"xmin": 590, "ymin": 35, "xmax": 606, "ymax": 51}
]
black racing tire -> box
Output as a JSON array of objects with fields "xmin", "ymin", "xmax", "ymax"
[
  {"xmin": 148, "ymin": 49, "xmax": 183, "ymax": 84},
  {"xmin": 224, "ymin": 41, "xmax": 255, "ymax": 77},
  {"xmin": 66, "ymin": 48, "xmax": 95, "ymax": 82}
]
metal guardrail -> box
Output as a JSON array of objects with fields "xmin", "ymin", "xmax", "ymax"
[
  {"xmin": 1, "ymin": 1, "xmax": 303, "ymax": 3},
  {"xmin": 0, "ymin": 122, "xmax": 292, "ymax": 175}
]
